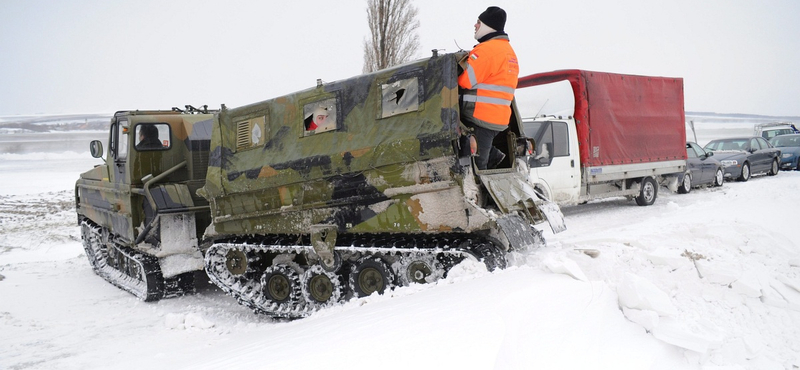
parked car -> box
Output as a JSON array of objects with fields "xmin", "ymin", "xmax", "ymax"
[
  {"xmin": 769, "ymin": 134, "xmax": 800, "ymax": 171},
  {"xmin": 703, "ymin": 137, "xmax": 781, "ymax": 181},
  {"xmin": 679, "ymin": 142, "xmax": 724, "ymax": 193},
  {"xmin": 754, "ymin": 122, "xmax": 799, "ymax": 141}
]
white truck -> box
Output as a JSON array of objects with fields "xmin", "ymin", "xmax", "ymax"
[
  {"xmin": 515, "ymin": 70, "xmax": 687, "ymax": 206},
  {"xmin": 754, "ymin": 122, "xmax": 799, "ymax": 141}
]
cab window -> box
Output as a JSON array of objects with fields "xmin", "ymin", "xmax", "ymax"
[{"xmin": 135, "ymin": 123, "xmax": 171, "ymax": 151}]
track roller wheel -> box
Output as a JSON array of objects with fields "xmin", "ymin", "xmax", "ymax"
[
  {"xmin": 398, "ymin": 254, "xmax": 443, "ymax": 285},
  {"xmin": 225, "ymin": 248, "xmax": 249, "ymax": 276},
  {"xmin": 260, "ymin": 265, "xmax": 303, "ymax": 311},
  {"xmin": 302, "ymin": 265, "xmax": 343, "ymax": 308},
  {"xmin": 349, "ymin": 257, "xmax": 395, "ymax": 297}
]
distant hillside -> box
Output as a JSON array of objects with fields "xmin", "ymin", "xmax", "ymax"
[
  {"xmin": 0, "ymin": 113, "xmax": 112, "ymax": 133},
  {"xmin": 686, "ymin": 111, "xmax": 800, "ymax": 124}
]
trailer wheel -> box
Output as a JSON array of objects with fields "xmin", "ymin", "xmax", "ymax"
[{"xmin": 635, "ymin": 177, "xmax": 658, "ymax": 206}]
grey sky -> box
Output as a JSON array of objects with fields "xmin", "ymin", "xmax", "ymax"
[{"xmin": 1, "ymin": 0, "xmax": 798, "ymax": 116}]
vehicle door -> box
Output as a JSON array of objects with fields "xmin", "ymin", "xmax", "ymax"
[
  {"xmin": 697, "ymin": 143, "xmax": 718, "ymax": 183},
  {"xmin": 748, "ymin": 137, "xmax": 770, "ymax": 172},
  {"xmin": 524, "ymin": 120, "xmax": 580, "ymax": 202},
  {"xmin": 102, "ymin": 117, "xmax": 134, "ymax": 240},
  {"xmin": 685, "ymin": 143, "xmax": 703, "ymax": 182},
  {"xmin": 756, "ymin": 137, "xmax": 778, "ymax": 168}
]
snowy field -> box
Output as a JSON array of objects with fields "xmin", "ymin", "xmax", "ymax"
[{"xmin": 1, "ymin": 123, "xmax": 799, "ymax": 370}]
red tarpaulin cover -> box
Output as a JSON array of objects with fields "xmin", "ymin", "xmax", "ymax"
[{"xmin": 518, "ymin": 70, "xmax": 687, "ymax": 167}]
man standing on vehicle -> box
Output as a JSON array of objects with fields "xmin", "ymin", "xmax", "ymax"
[{"xmin": 459, "ymin": 6, "xmax": 519, "ymax": 170}]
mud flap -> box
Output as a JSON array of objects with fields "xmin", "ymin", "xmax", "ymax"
[
  {"xmin": 535, "ymin": 201, "xmax": 566, "ymax": 234},
  {"xmin": 496, "ymin": 214, "xmax": 544, "ymax": 252},
  {"xmin": 480, "ymin": 171, "xmax": 566, "ymax": 234}
]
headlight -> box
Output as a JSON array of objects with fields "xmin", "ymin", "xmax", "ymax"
[
  {"xmin": 720, "ymin": 159, "xmax": 739, "ymax": 167},
  {"xmin": 782, "ymin": 153, "xmax": 794, "ymax": 159}
]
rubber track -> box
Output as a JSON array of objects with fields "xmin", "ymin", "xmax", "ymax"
[
  {"xmin": 204, "ymin": 233, "xmax": 510, "ymax": 319},
  {"xmin": 81, "ymin": 220, "xmax": 165, "ymax": 301}
]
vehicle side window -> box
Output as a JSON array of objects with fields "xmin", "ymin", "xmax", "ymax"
[
  {"xmin": 756, "ymin": 137, "xmax": 770, "ymax": 149},
  {"xmin": 749, "ymin": 138, "xmax": 760, "ymax": 150},
  {"xmin": 135, "ymin": 123, "xmax": 171, "ymax": 151},
  {"xmin": 302, "ymin": 98, "xmax": 338, "ymax": 136},
  {"xmin": 539, "ymin": 124, "xmax": 554, "ymax": 158},
  {"xmin": 689, "ymin": 142, "xmax": 705, "ymax": 157},
  {"xmin": 112, "ymin": 119, "xmax": 129, "ymax": 161},
  {"xmin": 522, "ymin": 121, "xmax": 544, "ymax": 139},
  {"xmin": 552, "ymin": 121, "xmax": 569, "ymax": 157},
  {"xmin": 686, "ymin": 145, "xmax": 698, "ymax": 158}
]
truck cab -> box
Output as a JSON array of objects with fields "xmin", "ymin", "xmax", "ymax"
[
  {"xmin": 521, "ymin": 116, "xmax": 581, "ymax": 203},
  {"xmin": 75, "ymin": 108, "xmax": 215, "ymax": 300}
]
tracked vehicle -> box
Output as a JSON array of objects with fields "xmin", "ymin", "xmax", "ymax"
[
  {"xmin": 199, "ymin": 51, "xmax": 564, "ymax": 318},
  {"xmin": 75, "ymin": 52, "xmax": 565, "ymax": 318},
  {"xmin": 75, "ymin": 106, "xmax": 215, "ymax": 301}
]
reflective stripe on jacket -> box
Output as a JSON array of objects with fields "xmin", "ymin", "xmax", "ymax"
[{"xmin": 458, "ymin": 36, "xmax": 519, "ymax": 129}]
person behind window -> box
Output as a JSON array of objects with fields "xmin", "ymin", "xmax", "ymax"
[
  {"xmin": 458, "ymin": 6, "xmax": 519, "ymax": 170},
  {"xmin": 137, "ymin": 125, "xmax": 162, "ymax": 150},
  {"xmin": 534, "ymin": 143, "xmax": 550, "ymax": 163},
  {"xmin": 304, "ymin": 106, "xmax": 330, "ymax": 131}
]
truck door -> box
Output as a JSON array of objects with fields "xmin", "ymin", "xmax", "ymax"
[
  {"xmin": 99, "ymin": 117, "xmax": 135, "ymax": 241},
  {"xmin": 524, "ymin": 120, "xmax": 581, "ymax": 202}
]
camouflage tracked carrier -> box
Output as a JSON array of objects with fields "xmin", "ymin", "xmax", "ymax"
[
  {"xmin": 198, "ymin": 51, "xmax": 565, "ymax": 318},
  {"xmin": 75, "ymin": 106, "xmax": 215, "ymax": 301}
]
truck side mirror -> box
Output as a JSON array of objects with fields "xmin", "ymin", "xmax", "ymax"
[{"xmin": 90, "ymin": 140, "xmax": 104, "ymax": 159}]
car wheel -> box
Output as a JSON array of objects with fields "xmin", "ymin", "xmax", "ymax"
[
  {"xmin": 713, "ymin": 168, "xmax": 724, "ymax": 187},
  {"xmin": 635, "ymin": 177, "xmax": 658, "ymax": 206},
  {"xmin": 768, "ymin": 159, "xmax": 779, "ymax": 176},
  {"xmin": 737, "ymin": 162, "xmax": 750, "ymax": 182},
  {"xmin": 678, "ymin": 172, "xmax": 691, "ymax": 194}
]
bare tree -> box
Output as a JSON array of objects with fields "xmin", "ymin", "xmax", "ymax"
[{"xmin": 363, "ymin": 0, "xmax": 420, "ymax": 73}]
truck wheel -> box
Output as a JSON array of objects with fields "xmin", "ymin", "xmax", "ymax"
[
  {"xmin": 678, "ymin": 172, "xmax": 692, "ymax": 194},
  {"xmin": 635, "ymin": 177, "xmax": 658, "ymax": 206}
]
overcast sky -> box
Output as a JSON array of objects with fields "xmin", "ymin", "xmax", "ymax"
[{"xmin": 1, "ymin": 0, "xmax": 798, "ymax": 117}]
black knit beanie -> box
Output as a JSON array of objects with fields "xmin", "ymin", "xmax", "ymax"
[{"xmin": 478, "ymin": 6, "xmax": 506, "ymax": 32}]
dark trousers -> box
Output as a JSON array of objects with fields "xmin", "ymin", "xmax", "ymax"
[{"xmin": 472, "ymin": 125, "xmax": 504, "ymax": 170}]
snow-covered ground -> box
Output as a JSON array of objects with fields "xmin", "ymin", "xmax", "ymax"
[{"xmin": 1, "ymin": 123, "xmax": 798, "ymax": 370}]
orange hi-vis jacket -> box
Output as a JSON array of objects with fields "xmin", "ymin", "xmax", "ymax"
[{"xmin": 458, "ymin": 35, "xmax": 519, "ymax": 130}]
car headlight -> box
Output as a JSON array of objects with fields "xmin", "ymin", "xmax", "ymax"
[
  {"xmin": 720, "ymin": 159, "xmax": 739, "ymax": 167},
  {"xmin": 782, "ymin": 153, "xmax": 794, "ymax": 159}
]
